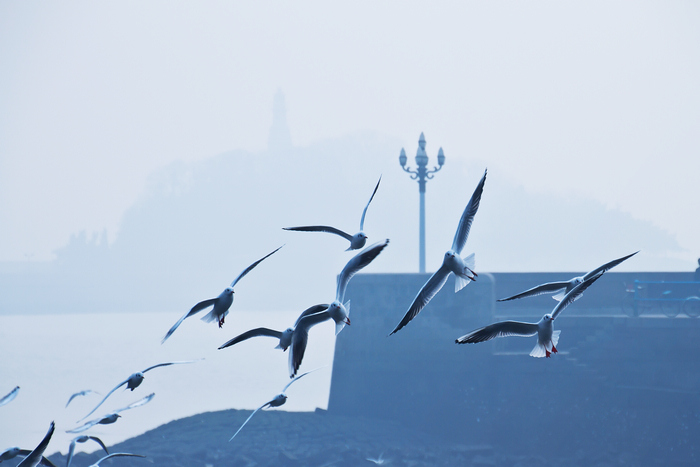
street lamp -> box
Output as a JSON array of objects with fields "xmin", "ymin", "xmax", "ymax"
[{"xmin": 399, "ymin": 132, "xmax": 446, "ymax": 273}]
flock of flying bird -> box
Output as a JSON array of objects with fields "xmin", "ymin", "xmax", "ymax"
[{"xmin": 2, "ymin": 169, "xmax": 638, "ymax": 465}]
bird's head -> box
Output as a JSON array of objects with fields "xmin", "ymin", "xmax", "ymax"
[
  {"xmin": 543, "ymin": 314, "xmax": 553, "ymax": 322},
  {"xmin": 225, "ymin": 287, "xmax": 234, "ymax": 295}
]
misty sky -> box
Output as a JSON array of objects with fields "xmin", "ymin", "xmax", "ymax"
[{"xmin": 1, "ymin": 1, "xmax": 699, "ymax": 270}]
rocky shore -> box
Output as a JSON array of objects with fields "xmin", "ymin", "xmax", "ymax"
[{"xmin": 45, "ymin": 408, "xmax": 653, "ymax": 467}]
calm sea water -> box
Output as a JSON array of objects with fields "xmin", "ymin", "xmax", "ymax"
[{"xmin": 0, "ymin": 311, "xmax": 335, "ymax": 455}]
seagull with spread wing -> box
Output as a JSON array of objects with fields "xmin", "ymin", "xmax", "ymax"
[
  {"xmin": 229, "ymin": 368, "xmax": 324, "ymax": 442},
  {"xmin": 497, "ymin": 251, "xmax": 639, "ymax": 302},
  {"xmin": 456, "ymin": 271, "xmax": 605, "ymax": 357},
  {"xmin": 65, "ymin": 390, "xmax": 99, "ymax": 408},
  {"xmin": 65, "ymin": 436, "xmax": 108, "ymax": 467},
  {"xmin": 284, "ymin": 176, "xmax": 381, "ymax": 251},
  {"xmin": 389, "ymin": 169, "xmax": 487, "ymax": 335},
  {"xmin": 162, "ymin": 245, "xmax": 283, "ymax": 343},
  {"xmin": 0, "ymin": 386, "xmax": 19, "ymax": 407},
  {"xmin": 78, "ymin": 360, "xmax": 197, "ymax": 422},
  {"xmin": 68, "ymin": 394, "xmax": 155, "ymax": 433},
  {"xmin": 16, "ymin": 422, "xmax": 54, "ymax": 467},
  {"xmin": 0, "ymin": 447, "xmax": 56, "ymax": 467},
  {"xmin": 218, "ymin": 303, "xmax": 332, "ymax": 378}
]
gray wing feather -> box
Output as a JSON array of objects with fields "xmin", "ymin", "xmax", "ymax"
[
  {"xmin": 293, "ymin": 304, "xmax": 330, "ymax": 327},
  {"xmin": 162, "ymin": 298, "xmax": 218, "ymax": 343},
  {"xmin": 282, "ymin": 366, "xmax": 324, "ymax": 393},
  {"xmin": 336, "ymin": 239, "xmax": 389, "ymax": 302},
  {"xmin": 552, "ymin": 271, "xmax": 605, "ymax": 319},
  {"xmin": 78, "ymin": 378, "xmax": 129, "ymax": 422},
  {"xmin": 451, "ymin": 169, "xmax": 487, "ymax": 254},
  {"xmin": 17, "ymin": 421, "xmax": 54, "ymax": 467},
  {"xmin": 583, "ymin": 251, "xmax": 639, "ymax": 281},
  {"xmin": 218, "ymin": 328, "xmax": 283, "ymax": 350},
  {"xmin": 113, "ymin": 393, "xmax": 154, "ymax": 414},
  {"xmin": 455, "ymin": 321, "xmax": 538, "ymax": 344},
  {"xmin": 496, "ymin": 281, "xmax": 572, "ymax": 302},
  {"xmin": 229, "ymin": 403, "xmax": 268, "ymax": 441},
  {"xmin": 283, "ymin": 225, "xmax": 353, "ymax": 242},
  {"xmin": 389, "ymin": 264, "xmax": 451, "ymax": 335},
  {"xmin": 359, "ymin": 176, "xmax": 381, "ymax": 231},
  {"xmin": 230, "ymin": 245, "xmax": 284, "ymax": 288},
  {"xmin": 0, "ymin": 386, "xmax": 19, "ymax": 407},
  {"xmin": 142, "ymin": 360, "xmax": 199, "ymax": 373}
]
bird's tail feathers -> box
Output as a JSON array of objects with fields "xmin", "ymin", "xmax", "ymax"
[
  {"xmin": 551, "ymin": 330, "xmax": 561, "ymax": 349},
  {"xmin": 454, "ymin": 275, "xmax": 472, "ymax": 293},
  {"xmin": 530, "ymin": 342, "xmax": 547, "ymax": 358},
  {"xmin": 462, "ymin": 252, "xmax": 475, "ymax": 270}
]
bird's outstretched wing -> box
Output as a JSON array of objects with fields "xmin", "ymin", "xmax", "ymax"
[
  {"xmin": 218, "ymin": 328, "xmax": 283, "ymax": 350},
  {"xmin": 359, "ymin": 176, "xmax": 381, "ymax": 231},
  {"xmin": 282, "ymin": 366, "xmax": 325, "ymax": 393},
  {"xmin": 141, "ymin": 360, "xmax": 200, "ymax": 373},
  {"xmin": 456, "ymin": 321, "xmax": 538, "ymax": 344},
  {"xmin": 10, "ymin": 450, "xmax": 57, "ymax": 467},
  {"xmin": 67, "ymin": 436, "xmax": 109, "ymax": 467},
  {"xmin": 389, "ymin": 264, "xmax": 451, "ymax": 335},
  {"xmin": 336, "ymin": 239, "xmax": 389, "ymax": 302},
  {"xmin": 162, "ymin": 298, "xmax": 218, "ymax": 343},
  {"xmin": 288, "ymin": 312, "xmax": 332, "ymax": 378},
  {"xmin": 583, "ymin": 251, "xmax": 639, "ymax": 281},
  {"xmin": 78, "ymin": 377, "xmax": 130, "ymax": 422},
  {"xmin": 65, "ymin": 390, "xmax": 98, "ymax": 408},
  {"xmin": 496, "ymin": 281, "xmax": 572, "ymax": 302},
  {"xmin": 283, "ymin": 225, "xmax": 354, "ymax": 242},
  {"xmin": 0, "ymin": 386, "xmax": 19, "ymax": 407},
  {"xmin": 17, "ymin": 421, "xmax": 54, "ymax": 467},
  {"xmin": 113, "ymin": 393, "xmax": 155, "ymax": 414},
  {"xmin": 66, "ymin": 417, "xmax": 104, "ymax": 434},
  {"xmin": 91, "ymin": 453, "xmax": 146, "ymax": 467},
  {"xmin": 552, "ymin": 271, "xmax": 605, "ymax": 320},
  {"xmin": 451, "ymin": 169, "xmax": 487, "ymax": 254},
  {"xmin": 293, "ymin": 304, "xmax": 330, "ymax": 327},
  {"xmin": 229, "ymin": 402, "xmax": 269, "ymax": 442},
  {"xmin": 230, "ymin": 245, "xmax": 284, "ymax": 289}
]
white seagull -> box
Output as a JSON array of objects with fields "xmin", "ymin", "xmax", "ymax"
[
  {"xmin": 390, "ymin": 169, "xmax": 487, "ymax": 335},
  {"xmin": 0, "ymin": 386, "xmax": 19, "ymax": 407},
  {"xmin": 326, "ymin": 239, "xmax": 390, "ymax": 338},
  {"xmin": 497, "ymin": 251, "xmax": 639, "ymax": 302},
  {"xmin": 229, "ymin": 368, "xmax": 324, "ymax": 442},
  {"xmin": 0, "ymin": 448, "xmax": 56, "ymax": 467},
  {"xmin": 87, "ymin": 453, "xmax": 146, "ymax": 467},
  {"xmin": 456, "ymin": 271, "xmax": 605, "ymax": 357},
  {"xmin": 78, "ymin": 360, "xmax": 196, "ymax": 422},
  {"xmin": 65, "ymin": 390, "xmax": 99, "ymax": 408},
  {"xmin": 162, "ymin": 245, "xmax": 283, "ymax": 343},
  {"xmin": 284, "ymin": 176, "xmax": 381, "ymax": 251},
  {"xmin": 16, "ymin": 422, "xmax": 54, "ymax": 467},
  {"xmin": 66, "ymin": 436, "xmax": 109, "ymax": 467},
  {"xmin": 218, "ymin": 303, "xmax": 332, "ymax": 378},
  {"xmin": 68, "ymin": 394, "xmax": 155, "ymax": 433}
]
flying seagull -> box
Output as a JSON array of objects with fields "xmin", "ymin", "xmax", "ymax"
[
  {"xmin": 218, "ymin": 303, "xmax": 331, "ymax": 378},
  {"xmin": 0, "ymin": 448, "xmax": 56, "ymax": 467},
  {"xmin": 66, "ymin": 436, "xmax": 109, "ymax": 467},
  {"xmin": 65, "ymin": 390, "xmax": 99, "ymax": 408},
  {"xmin": 229, "ymin": 368, "xmax": 324, "ymax": 442},
  {"xmin": 162, "ymin": 245, "xmax": 283, "ymax": 343},
  {"xmin": 326, "ymin": 239, "xmax": 390, "ymax": 338},
  {"xmin": 0, "ymin": 386, "xmax": 19, "ymax": 407},
  {"xmin": 69, "ymin": 394, "xmax": 155, "ymax": 433},
  {"xmin": 497, "ymin": 251, "xmax": 639, "ymax": 302},
  {"xmin": 78, "ymin": 360, "xmax": 196, "ymax": 421},
  {"xmin": 390, "ymin": 169, "xmax": 487, "ymax": 335},
  {"xmin": 284, "ymin": 176, "xmax": 381, "ymax": 251},
  {"xmin": 87, "ymin": 453, "xmax": 146, "ymax": 467},
  {"xmin": 17, "ymin": 422, "xmax": 54, "ymax": 467},
  {"xmin": 456, "ymin": 271, "xmax": 605, "ymax": 357}
]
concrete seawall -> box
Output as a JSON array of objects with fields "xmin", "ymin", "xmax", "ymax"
[{"xmin": 329, "ymin": 272, "xmax": 700, "ymax": 461}]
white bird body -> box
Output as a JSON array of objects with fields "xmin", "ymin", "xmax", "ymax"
[
  {"xmin": 162, "ymin": 246, "xmax": 283, "ymax": 343},
  {"xmin": 390, "ymin": 170, "xmax": 486, "ymax": 335},
  {"xmin": 283, "ymin": 176, "xmax": 381, "ymax": 251},
  {"xmin": 456, "ymin": 271, "xmax": 604, "ymax": 357}
]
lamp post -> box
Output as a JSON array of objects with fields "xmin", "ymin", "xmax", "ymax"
[{"xmin": 399, "ymin": 132, "xmax": 445, "ymax": 273}]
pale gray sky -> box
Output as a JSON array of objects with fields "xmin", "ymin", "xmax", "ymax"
[{"xmin": 1, "ymin": 1, "xmax": 698, "ymax": 269}]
